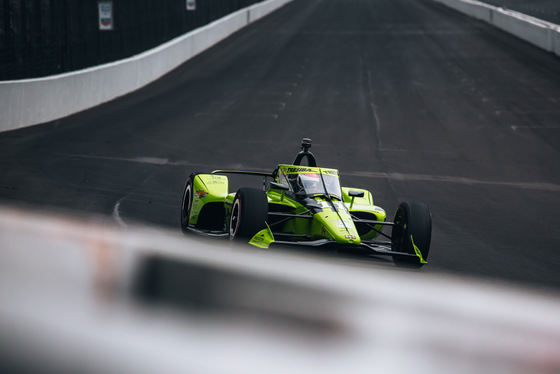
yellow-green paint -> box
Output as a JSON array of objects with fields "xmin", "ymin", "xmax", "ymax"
[
  {"xmin": 191, "ymin": 174, "xmax": 228, "ymax": 225},
  {"xmin": 312, "ymin": 210, "xmax": 361, "ymax": 245},
  {"xmin": 410, "ymin": 235, "xmax": 427, "ymax": 264},
  {"xmin": 249, "ymin": 223, "xmax": 275, "ymax": 249}
]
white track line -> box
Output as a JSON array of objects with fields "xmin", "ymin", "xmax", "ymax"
[{"xmin": 112, "ymin": 200, "xmax": 127, "ymax": 228}]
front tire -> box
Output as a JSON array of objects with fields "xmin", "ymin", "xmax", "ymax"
[
  {"xmin": 229, "ymin": 187, "xmax": 268, "ymax": 240},
  {"xmin": 391, "ymin": 201, "xmax": 432, "ymax": 268},
  {"xmin": 180, "ymin": 173, "xmax": 197, "ymax": 234}
]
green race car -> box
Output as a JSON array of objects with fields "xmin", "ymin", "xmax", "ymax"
[{"xmin": 180, "ymin": 138, "xmax": 432, "ymax": 267}]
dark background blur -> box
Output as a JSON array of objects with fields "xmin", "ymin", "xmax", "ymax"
[
  {"xmin": 0, "ymin": 0, "xmax": 263, "ymax": 80},
  {"xmin": 1, "ymin": 0, "xmax": 558, "ymax": 81}
]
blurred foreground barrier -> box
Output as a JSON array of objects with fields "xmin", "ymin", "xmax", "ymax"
[
  {"xmin": 434, "ymin": 0, "xmax": 560, "ymax": 57},
  {"xmin": 0, "ymin": 204, "xmax": 560, "ymax": 374},
  {"xmin": 0, "ymin": 0, "xmax": 292, "ymax": 133}
]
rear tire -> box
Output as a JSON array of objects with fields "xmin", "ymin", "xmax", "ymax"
[
  {"xmin": 391, "ymin": 201, "xmax": 432, "ymax": 268},
  {"xmin": 180, "ymin": 173, "xmax": 197, "ymax": 234},
  {"xmin": 229, "ymin": 187, "xmax": 268, "ymax": 240}
]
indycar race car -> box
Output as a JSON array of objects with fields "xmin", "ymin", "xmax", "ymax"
[{"xmin": 180, "ymin": 138, "xmax": 432, "ymax": 267}]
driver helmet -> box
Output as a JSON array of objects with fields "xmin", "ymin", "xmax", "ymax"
[{"xmin": 298, "ymin": 173, "xmax": 321, "ymax": 193}]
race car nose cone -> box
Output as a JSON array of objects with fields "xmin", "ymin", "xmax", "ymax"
[{"xmin": 313, "ymin": 211, "xmax": 361, "ymax": 245}]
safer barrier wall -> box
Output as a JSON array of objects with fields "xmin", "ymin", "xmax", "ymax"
[
  {"xmin": 435, "ymin": 0, "xmax": 493, "ymax": 22},
  {"xmin": 0, "ymin": 0, "xmax": 267, "ymax": 80},
  {"xmin": 434, "ymin": 0, "xmax": 560, "ymax": 56},
  {"xmin": 492, "ymin": 9, "xmax": 555, "ymax": 51},
  {"xmin": 0, "ymin": 0, "xmax": 292, "ymax": 133}
]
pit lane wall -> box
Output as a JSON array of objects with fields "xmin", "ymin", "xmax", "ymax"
[
  {"xmin": 0, "ymin": 0, "xmax": 292, "ymax": 133},
  {"xmin": 434, "ymin": 0, "xmax": 560, "ymax": 56}
]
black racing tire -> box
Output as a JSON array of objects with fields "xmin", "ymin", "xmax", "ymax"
[
  {"xmin": 180, "ymin": 173, "xmax": 198, "ymax": 234},
  {"xmin": 391, "ymin": 201, "xmax": 432, "ymax": 268},
  {"xmin": 229, "ymin": 187, "xmax": 268, "ymax": 240}
]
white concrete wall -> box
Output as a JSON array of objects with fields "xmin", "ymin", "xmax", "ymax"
[
  {"xmin": 2, "ymin": 204, "xmax": 560, "ymax": 374},
  {"xmin": 0, "ymin": 0, "xmax": 292, "ymax": 133},
  {"xmin": 249, "ymin": 0, "xmax": 286, "ymax": 22},
  {"xmin": 434, "ymin": 0, "xmax": 560, "ymax": 56},
  {"xmin": 492, "ymin": 9, "xmax": 554, "ymax": 51},
  {"xmin": 435, "ymin": 0, "xmax": 493, "ymax": 22},
  {"xmin": 3, "ymin": 0, "xmax": 556, "ymax": 133}
]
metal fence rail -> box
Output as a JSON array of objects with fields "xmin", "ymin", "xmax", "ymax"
[{"xmin": 0, "ymin": 0, "xmax": 263, "ymax": 80}]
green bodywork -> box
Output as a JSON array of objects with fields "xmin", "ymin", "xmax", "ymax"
[
  {"xmin": 410, "ymin": 235, "xmax": 428, "ymax": 264},
  {"xmin": 187, "ymin": 164, "xmax": 387, "ymax": 249},
  {"xmin": 182, "ymin": 137, "xmax": 431, "ymax": 267},
  {"xmin": 189, "ymin": 174, "xmax": 228, "ymax": 226}
]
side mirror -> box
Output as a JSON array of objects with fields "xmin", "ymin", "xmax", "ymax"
[
  {"xmin": 348, "ymin": 190, "xmax": 365, "ymax": 198},
  {"xmin": 270, "ymin": 182, "xmax": 290, "ymax": 202},
  {"xmin": 270, "ymin": 182, "xmax": 289, "ymax": 191},
  {"xmin": 348, "ymin": 190, "xmax": 364, "ymax": 209}
]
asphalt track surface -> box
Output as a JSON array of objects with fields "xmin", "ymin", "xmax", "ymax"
[{"xmin": 1, "ymin": 0, "xmax": 560, "ymax": 291}]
